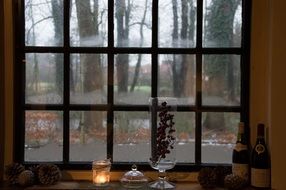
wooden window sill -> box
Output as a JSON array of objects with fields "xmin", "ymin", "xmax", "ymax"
[{"xmin": 0, "ymin": 181, "xmax": 255, "ymax": 190}]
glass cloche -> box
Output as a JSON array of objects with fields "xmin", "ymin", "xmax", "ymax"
[{"xmin": 120, "ymin": 165, "xmax": 148, "ymax": 189}]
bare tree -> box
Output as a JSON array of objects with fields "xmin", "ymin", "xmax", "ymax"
[
  {"xmin": 115, "ymin": 0, "xmax": 130, "ymax": 93},
  {"xmin": 203, "ymin": 0, "xmax": 240, "ymax": 130},
  {"xmin": 171, "ymin": 0, "xmax": 196, "ymax": 97},
  {"xmin": 130, "ymin": 0, "xmax": 148, "ymax": 92},
  {"xmin": 74, "ymin": 0, "xmax": 104, "ymax": 143}
]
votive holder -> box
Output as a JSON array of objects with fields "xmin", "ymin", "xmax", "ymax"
[{"xmin": 92, "ymin": 159, "xmax": 111, "ymax": 187}]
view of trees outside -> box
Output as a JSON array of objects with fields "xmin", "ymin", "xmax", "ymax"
[{"xmin": 24, "ymin": 0, "xmax": 242, "ymax": 164}]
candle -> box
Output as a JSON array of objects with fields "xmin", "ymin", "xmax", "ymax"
[
  {"xmin": 94, "ymin": 174, "xmax": 108, "ymax": 184},
  {"xmin": 92, "ymin": 159, "xmax": 111, "ymax": 186}
]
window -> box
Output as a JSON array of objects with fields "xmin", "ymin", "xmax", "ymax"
[{"xmin": 14, "ymin": 0, "xmax": 251, "ymax": 170}]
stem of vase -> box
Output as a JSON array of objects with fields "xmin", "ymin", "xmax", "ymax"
[{"xmin": 158, "ymin": 170, "xmax": 166, "ymax": 181}]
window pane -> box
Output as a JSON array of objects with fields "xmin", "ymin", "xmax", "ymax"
[
  {"xmin": 25, "ymin": 111, "xmax": 63, "ymax": 161},
  {"xmin": 113, "ymin": 112, "xmax": 150, "ymax": 162},
  {"xmin": 202, "ymin": 112, "xmax": 239, "ymax": 163},
  {"xmin": 70, "ymin": 54, "xmax": 107, "ymax": 104},
  {"xmin": 176, "ymin": 112, "xmax": 195, "ymax": 163},
  {"xmin": 70, "ymin": 0, "xmax": 108, "ymax": 47},
  {"xmin": 25, "ymin": 0, "xmax": 63, "ymax": 46},
  {"xmin": 25, "ymin": 53, "xmax": 63, "ymax": 104},
  {"xmin": 158, "ymin": 54, "xmax": 196, "ymax": 105},
  {"xmin": 203, "ymin": 0, "xmax": 242, "ymax": 47},
  {"xmin": 70, "ymin": 111, "xmax": 107, "ymax": 161},
  {"xmin": 114, "ymin": 0, "xmax": 152, "ymax": 47},
  {"xmin": 159, "ymin": 0, "xmax": 196, "ymax": 48},
  {"xmin": 202, "ymin": 55, "xmax": 240, "ymax": 106},
  {"xmin": 114, "ymin": 54, "xmax": 151, "ymax": 105}
]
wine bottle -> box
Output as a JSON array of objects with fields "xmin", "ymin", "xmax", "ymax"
[
  {"xmin": 232, "ymin": 122, "xmax": 249, "ymax": 181},
  {"xmin": 251, "ymin": 123, "xmax": 270, "ymax": 188}
]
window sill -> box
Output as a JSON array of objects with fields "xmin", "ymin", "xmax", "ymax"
[{"xmin": 0, "ymin": 181, "xmax": 255, "ymax": 190}]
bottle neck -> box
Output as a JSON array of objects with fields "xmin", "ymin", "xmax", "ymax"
[
  {"xmin": 236, "ymin": 123, "xmax": 247, "ymax": 144},
  {"xmin": 237, "ymin": 132, "xmax": 247, "ymax": 144},
  {"xmin": 256, "ymin": 123, "xmax": 266, "ymax": 143}
]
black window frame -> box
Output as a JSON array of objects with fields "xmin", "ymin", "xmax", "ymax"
[{"xmin": 13, "ymin": 0, "xmax": 251, "ymax": 171}]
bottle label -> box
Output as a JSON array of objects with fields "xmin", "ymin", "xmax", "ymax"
[
  {"xmin": 255, "ymin": 144, "xmax": 265, "ymax": 155},
  {"xmin": 232, "ymin": 163, "xmax": 249, "ymax": 180},
  {"xmin": 234, "ymin": 143, "xmax": 248, "ymax": 152},
  {"xmin": 251, "ymin": 168, "xmax": 270, "ymax": 188}
]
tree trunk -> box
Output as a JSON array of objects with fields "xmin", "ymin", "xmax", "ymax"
[
  {"xmin": 130, "ymin": 0, "xmax": 148, "ymax": 92},
  {"xmin": 75, "ymin": 0, "xmax": 104, "ymax": 139},
  {"xmin": 116, "ymin": 0, "xmax": 129, "ymax": 93},
  {"xmin": 51, "ymin": 0, "xmax": 64, "ymax": 95},
  {"xmin": 203, "ymin": 0, "xmax": 239, "ymax": 130}
]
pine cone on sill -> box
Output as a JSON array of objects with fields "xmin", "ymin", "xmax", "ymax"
[
  {"xmin": 38, "ymin": 164, "xmax": 62, "ymax": 185},
  {"xmin": 4, "ymin": 163, "xmax": 25, "ymax": 185}
]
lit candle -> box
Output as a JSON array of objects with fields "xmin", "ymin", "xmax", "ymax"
[
  {"xmin": 95, "ymin": 174, "xmax": 108, "ymax": 184},
  {"xmin": 92, "ymin": 159, "xmax": 111, "ymax": 186}
]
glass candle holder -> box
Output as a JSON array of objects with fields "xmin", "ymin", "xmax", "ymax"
[{"xmin": 92, "ymin": 159, "xmax": 111, "ymax": 187}]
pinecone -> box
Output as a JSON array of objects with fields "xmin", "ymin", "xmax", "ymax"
[
  {"xmin": 224, "ymin": 174, "xmax": 247, "ymax": 190},
  {"xmin": 18, "ymin": 170, "xmax": 35, "ymax": 187},
  {"xmin": 38, "ymin": 164, "xmax": 62, "ymax": 185},
  {"xmin": 4, "ymin": 163, "xmax": 25, "ymax": 185},
  {"xmin": 29, "ymin": 165, "xmax": 40, "ymax": 184},
  {"xmin": 198, "ymin": 167, "xmax": 217, "ymax": 188},
  {"xmin": 214, "ymin": 166, "xmax": 232, "ymax": 187}
]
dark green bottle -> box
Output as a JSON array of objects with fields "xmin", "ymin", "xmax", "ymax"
[
  {"xmin": 251, "ymin": 123, "xmax": 271, "ymax": 188},
  {"xmin": 232, "ymin": 122, "xmax": 249, "ymax": 182}
]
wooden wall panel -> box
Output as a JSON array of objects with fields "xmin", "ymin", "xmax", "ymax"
[{"xmin": 0, "ymin": 0, "xmax": 5, "ymax": 182}]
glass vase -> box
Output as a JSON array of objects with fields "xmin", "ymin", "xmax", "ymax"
[{"xmin": 149, "ymin": 97, "xmax": 177, "ymax": 189}]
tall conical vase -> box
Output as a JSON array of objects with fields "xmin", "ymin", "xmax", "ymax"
[{"xmin": 149, "ymin": 97, "xmax": 177, "ymax": 190}]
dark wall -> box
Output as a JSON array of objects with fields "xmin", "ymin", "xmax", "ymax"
[{"xmin": 0, "ymin": 0, "xmax": 5, "ymax": 182}]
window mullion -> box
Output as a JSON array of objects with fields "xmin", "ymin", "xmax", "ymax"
[
  {"xmin": 195, "ymin": 0, "xmax": 203, "ymax": 165},
  {"xmin": 62, "ymin": 0, "xmax": 71, "ymax": 165},
  {"xmin": 151, "ymin": 0, "xmax": 158, "ymax": 98},
  {"xmin": 107, "ymin": 0, "xmax": 115, "ymax": 161}
]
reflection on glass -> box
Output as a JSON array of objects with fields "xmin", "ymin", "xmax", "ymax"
[
  {"xmin": 202, "ymin": 112, "xmax": 240, "ymax": 163},
  {"xmin": 114, "ymin": 0, "xmax": 152, "ymax": 47},
  {"xmin": 159, "ymin": 0, "xmax": 197, "ymax": 47},
  {"xmin": 203, "ymin": 0, "xmax": 242, "ymax": 47},
  {"xmin": 25, "ymin": 111, "xmax": 63, "ymax": 161},
  {"xmin": 70, "ymin": 54, "xmax": 107, "ymax": 104},
  {"xmin": 70, "ymin": 0, "xmax": 108, "ymax": 47},
  {"xmin": 158, "ymin": 54, "xmax": 196, "ymax": 105},
  {"xmin": 114, "ymin": 54, "xmax": 151, "ymax": 105},
  {"xmin": 25, "ymin": 53, "xmax": 63, "ymax": 104},
  {"xmin": 113, "ymin": 112, "xmax": 150, "ymax": 162},
  {"xmin": 25, "ymin": 0, "xmax": 63, "ymax": 46},
  {"xmin": 70, "ymin": 111, "xmax": 107, "ymax": 161},
  {"xmin": 202, "ymin": 55, "xmax": 240, "ymax": 106}
]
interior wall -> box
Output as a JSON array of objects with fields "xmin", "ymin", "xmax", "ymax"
[
  {"xmin": 269, "ymin": 0, "xmax": 286, "ymax": 189},
  {"xmin": 3, "ymin": 0, "xmax": 14, "ymax": 168},
  {"xmin": 0, "ymin": 0, "xmax": 5, "ymax": 182}
]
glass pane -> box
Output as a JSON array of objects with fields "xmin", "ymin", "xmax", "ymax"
[
  {"xmin": 25, "ymin": 0, "xmax": 63, "ymax": 46},
  {"xmin": 114, "ymin": 54, "xmax": 151, "ymax": 104},
  {"xmin": 202, "ymin": 112, "xmax": 239, "ymax": 163},
  {"xmin": 70, "ymin": 111, "xmax": 107, "ymax": 161},
  {"xmin": 114, "ymin": 0, "xmax": 152, "ymax": 47},
  {"xmin": 203, "ymin": 0, "xmax": 242, "ymax": 47},
  {"xmin": 113, "ymin": 112, "xmax": 150, "ymax": 162},
  {"xmin": 175, "ymin": 112, "xmax": 195, "ymax": 163},
  {"xmin": 202, "ymin": 55, "xmax": 240, "ymax": 106},
  {"xmin": 70, "ymin": 54, "xmax": 107, "ymax": 104},
  {"xmin": 159, "ymin": 0, "xmax": 197, "ymax": 47},
  {"xmin": 25, "ymin": 53, "xmax": 63, "ymax": 104},
  {"xmin": 70, "ymin": 0, "xmax": 108, "ymax": 47},
  {"xmin": 158, "ymin": 54, "xmax": 196, "ymax": 105},
  {"xmin": 25, "ymin": 111, "xmax": 63, "ymax": 161}
]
